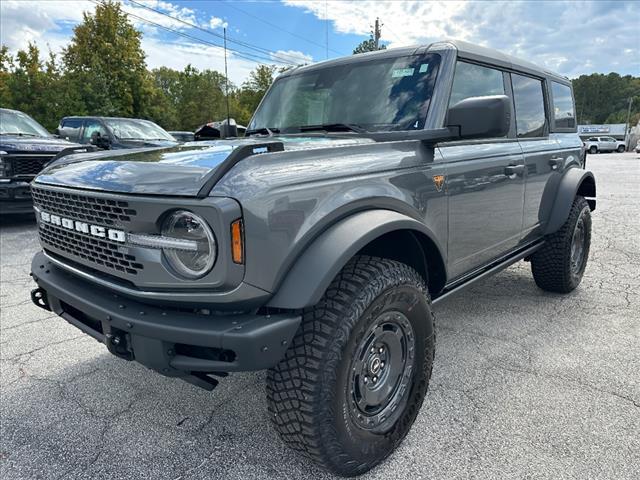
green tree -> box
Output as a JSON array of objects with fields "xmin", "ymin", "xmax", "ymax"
[
  {"xmin": 62, "ymin": 0, "xmax": 148, "ymax": 117},
  {"xmin": 236, "ymin": 65, "xmax": 278, "ymax": 124},
  {"xmin": 353, "ymin": 38, "xmax": 386, "ymax": 55},
  {"xmin": 0, "ymin": 45, "xmax": 13, "ymax": 107},
  {"xmin": 573, "ymin": 73, "xmax": 640, "ymax": 125}
]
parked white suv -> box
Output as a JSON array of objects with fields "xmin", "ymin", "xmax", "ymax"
[{"xmin": 584, "ymin": 136, "xmax": 626, "ymax": 154}]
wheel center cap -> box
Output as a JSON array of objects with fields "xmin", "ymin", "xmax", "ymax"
[{"xmin": 369, "ymin": 357, "xmax": 382, "ymax": 375}]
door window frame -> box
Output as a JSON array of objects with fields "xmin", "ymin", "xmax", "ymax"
[
  {"xmin": 508, "ymin": 71, "xmax": 550, "ymax": 141},
  {"xmin": 439, "ymin": 59, "xmax": 517, "ymax": 150},
  {"xmin": 548, "ymin": 80, "xmax": 577, "ymax": 133}
]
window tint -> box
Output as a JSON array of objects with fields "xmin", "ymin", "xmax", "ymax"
[
  {"xmin": 551, "ymin": 82, "xmax": 575, "ymax": 128},
  {"xmin": 512, "ymin": 74, "xmax": 546, "ymax": 138},
  {"xmin": 60, "ymin": 118, "xmax": 83, "ymax": 142},
  {"xmin": 81, "ymin": 120, "xmax": 108, "ymax": 143},
  {"xmin": 449, "ymin": 61, "xmax": 505, "ymax": 106}
]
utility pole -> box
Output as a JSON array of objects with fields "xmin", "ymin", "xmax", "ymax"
[
  {"xmin": 223, "ymin": 26, "xmax": 231, "ymax": 127},
  {"xmin": 373, "ymin": 17, "xmax": 382, "ymax": 50},
  {"xmin": 625, "ymin": 97, "xmax": 634, "ymax": 151}
]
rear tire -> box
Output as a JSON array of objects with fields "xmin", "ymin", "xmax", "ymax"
[
  {"xmin": 266, "ymin": 256, "xmax": 435, "ymax": 476},
  {"xmin": 531, "ymin": 196, "xmax": 591, "ymax": 293}
]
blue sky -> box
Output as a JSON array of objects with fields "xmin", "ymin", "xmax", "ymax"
[{"xmin": 1, "ymin": 1, "xmax": 639, "ymax": 84}]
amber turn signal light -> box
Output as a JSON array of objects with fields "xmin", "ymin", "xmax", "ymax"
[{"xmin": 231, "ymin": 219, "xmax": 244, "ymax": 264}]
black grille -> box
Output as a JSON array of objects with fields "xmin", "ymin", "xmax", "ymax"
[
  {"xmin": 8, "ymin": 155, "xmax": 53, "ymax": 176},
  {"xmin": 31, "ymin": 187, "xmax": 137, "ymax": 227},
  {"xmin": 40, "ymin": 223, "xmax": 143, "ymax": 275}
]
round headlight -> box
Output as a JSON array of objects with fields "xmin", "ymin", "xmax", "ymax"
[{"xmin": 161, "ymin": 210, "xmax": 216, "ymax": 279}]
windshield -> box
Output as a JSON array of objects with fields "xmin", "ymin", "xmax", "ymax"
[
  {"xmin": 0, "ymin": 110, "xmax": 51, "ymax": 137},
  {"xmin": 249, "ymin": 53, "xmax": 441, "ymax": 134},
  {"xmin": 103, "ymin": 118, "xmax": 175, "ymax": 141}
]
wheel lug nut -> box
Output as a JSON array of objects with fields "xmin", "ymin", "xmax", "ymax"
[
  {"xmin": 380, "ymin": 362, "xmax": 385, "ymax": 369},
  {"xmin": 370, "ymin": 347, "xmax": 375, "ymax": 354},
  {"xmin": 373, "ymin": 376, "xmax": 378, "ymax": 383},
  {"xmin": 364, "ymin": 376, "xmax": 369, "ymax": 384},
  {"xmin": 379, "ymin": 347, "xmax": 384, "ymax": 353}
]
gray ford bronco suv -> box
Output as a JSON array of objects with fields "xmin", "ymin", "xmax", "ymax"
[{"xmin": 30, "ymin": 40, "xmax": 595, "ymax": 476}]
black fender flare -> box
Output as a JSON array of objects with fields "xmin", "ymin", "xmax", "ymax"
[
  {"xmin": 267, "ymin": 209, "xmax": 446, "ymax": 309},
  {"xmin": 543, "ymin": 168, "xmax": 596, "ymax": 235}
]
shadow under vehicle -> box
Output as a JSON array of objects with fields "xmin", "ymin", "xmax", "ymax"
[
  {"xmin": 0, "ymin": 108, "xmax": 83, "ymax": 215},
  {"xmin": 29, "ymin": 40, "xmax": 595, "ymax": 476}
]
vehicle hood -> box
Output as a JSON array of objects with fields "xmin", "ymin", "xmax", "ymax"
[
  {"xmin": 34, "ymin": 136, "xmax": 373, "ymax": 196},
  {"xmin": 0, "ymin": 135, "xmax": 80, "ymax": 154}
]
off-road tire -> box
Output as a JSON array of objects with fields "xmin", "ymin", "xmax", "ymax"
[
  {"xmin": 266, "ymin": 256, "xmax": 435, "ymax": 476},
  {"xmin": 531, "ymin": 195, "xmax": 591, "ymax": 293},
  {"xmin": 589, "ymin": 146, "xmax": 597, "ymax": 154}
]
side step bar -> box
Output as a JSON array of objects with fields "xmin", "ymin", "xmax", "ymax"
[{"xmin": 432, "ymin": 241, "xmax": 544, "ymax": 305}]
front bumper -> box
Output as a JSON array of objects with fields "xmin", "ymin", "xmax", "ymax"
[
  {"xmin": 31, "ymin": 252, "xmax": 300, "ymax": 385},
  {"xmin": 0, "ymin": 180, "xmax": 33, "ymax": 215}
]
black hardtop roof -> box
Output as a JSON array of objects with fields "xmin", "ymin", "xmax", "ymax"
[{"xmin": 279, "ymin": 39, "xmax": 571, "ymax": 85}]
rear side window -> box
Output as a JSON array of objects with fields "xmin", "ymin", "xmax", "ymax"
[
  {"xmin": 449, "ymin": 61, "xmax": 505, "ymax": 106},
  {"xmin": 59, "ymin": 118, "xmax": 83, "ymax": 142},
  {"xmin": 512, "ymin": 74, "xmax": 546, "ymax": 138},
  {"xmin": 551, "ymin": 82, "xmax": 576, "ymax": 128}
]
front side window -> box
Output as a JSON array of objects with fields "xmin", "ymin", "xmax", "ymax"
[
  {"xmin": 0, "ymin": 109, "xmax": 51, "ymax": 137},
  {"xmin": 512, "ymin": 74, "xmax": 546, "ymax": 138},
  {"xmin": 81, "ymin": 120, "xmax": 109, "ymax": 143},
  {"xmin": 449, "ymin": 61, "xmax": 505, "ymax": 107},
  {"xmin": 249, "ymin": 53, "xmax": 441, "ymax": 133},
  {"xmin": 551, "ymin": 82, "xmax": 575, "ymax": 129}
]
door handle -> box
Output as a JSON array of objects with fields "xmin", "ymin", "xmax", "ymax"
[
  {"xmin": 504, "ymin": 164, "xmax": 525, "ymax": 176},
  {"xmin": 549, "ymin": 157, "xmax": 563, "ymax": 170}
]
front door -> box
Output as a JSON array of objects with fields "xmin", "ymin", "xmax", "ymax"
[{"xmin": 440, "ymin": 61, "xmax": 525, "ymax": 279}]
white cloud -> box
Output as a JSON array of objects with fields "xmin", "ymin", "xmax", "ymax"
[
  {"xmin": 142, "ymin": 37, "xmax": 256, "ymax": 84},
  {"xmin": 283, "ymin": 0, "xmax": 640, "ymax": 77},
  {"xmin": 271, "ymin": 49, "xmax": 312, "ymax": 64},
  {"xmin": 0, "ymin": 0, "xmax": 277, "ymax": 84},
  {"xmin": 209, "ymin": 16, "xmax": 227, "ymax": 30}
]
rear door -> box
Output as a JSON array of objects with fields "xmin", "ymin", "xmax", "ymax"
[
  {"xmin": 512, "ymin": 73, "xmax": 559, "ymax": 238},
  {"xmin": 439, "ymin": 61, "xmax": 526, "ymax": 279}
]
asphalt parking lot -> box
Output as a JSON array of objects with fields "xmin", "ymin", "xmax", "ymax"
[{"xmin": 1, "ymin": 151, "xmax": 638, "ymax": 479}]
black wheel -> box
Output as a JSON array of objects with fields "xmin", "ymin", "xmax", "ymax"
[
  {"xmin": 589, "ymin": 146, "xmax": 597, "ymax": 154},
  {"xmin": 617, "ymin": 145, "xmax": 625, "ymax": 153},
  {"xmin": 266, "ymin": 256, "xmax": 435, "ymax": 476},
  {"xmin": 531, "ymin": 196, "xmax": 591, "ymax": 293}
]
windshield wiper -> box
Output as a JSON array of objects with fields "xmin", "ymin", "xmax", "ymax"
[
  {"xmin": 245, "ymin": 127, "xmax": 280, "ymax": 136},
  {"xmin": 0, "ymin": 132, "xmax": 40, "ymax": 137},
  {"xmin": 297, "ymin": 123, "xmax": 366, "ymax": 134}
]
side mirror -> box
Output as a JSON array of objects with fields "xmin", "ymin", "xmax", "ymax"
[
  {"xmin": 90, "ymin": 132, "xmax": 111, "ymax": 149},
  {"xmin": 219, "ymin": 118, "xmax": 238, "ymax": 139},
  {"xmin": 446, "ymin": 95, "xmax": 511, "ymax": 140}
]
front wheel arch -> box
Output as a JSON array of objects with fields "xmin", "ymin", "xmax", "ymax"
[{"xmin": 266, "ymin": 210, "xmax": 447, "ymax": 309}]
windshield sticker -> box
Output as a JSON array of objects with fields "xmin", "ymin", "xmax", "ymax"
[
  {"xmin": 392, "ymin": 68, "xmax": 415, "ymax": 78},
  {"xmin": 419, "ymin": 63, "xmax": 429, "ymax": 73}
]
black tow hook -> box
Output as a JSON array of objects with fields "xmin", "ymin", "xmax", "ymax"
[{"xmin": 31, "ymin": 288, "xmax": 51, "ymax": 311}]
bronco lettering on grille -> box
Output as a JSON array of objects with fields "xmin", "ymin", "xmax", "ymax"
[{"xmin": 39, "ymin": 210, "xmax": 126, "ymax": 243}]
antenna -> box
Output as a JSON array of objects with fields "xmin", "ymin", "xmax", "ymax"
[{"xmin": 223, "ymin": 26, "xmax": 231, "ymax": 126}]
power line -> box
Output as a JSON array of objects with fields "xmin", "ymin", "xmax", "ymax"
[
  {"xmin": 222, "ymin": 1, "xmax": 347, "ymax": 56},
  {"xmin": 88, "ymin": 0, "xmax": 296, "ymax": 66},
  {"xmin": 126, "ymin": 0, "xmax": 304, "ymax": 65}
]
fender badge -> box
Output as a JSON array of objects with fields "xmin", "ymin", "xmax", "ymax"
[{"xmin": 433, "ymin": 175, "xmax": 445, "ymax": 192}]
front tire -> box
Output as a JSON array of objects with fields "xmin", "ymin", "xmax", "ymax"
[
  {"xmin": 531, "ymin": 196, "xmax": 591, "ymax": 293},
  {"xmin": 266, "ymin": 256, "xmax": 435, "ymax": 476},
  {"xmin": 617, "ymin": 145, "xmax": 626, "ymax": 153},
  {"xmin": 589, "ymin": 146, "xmax": 598, "ymax": 154}
]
